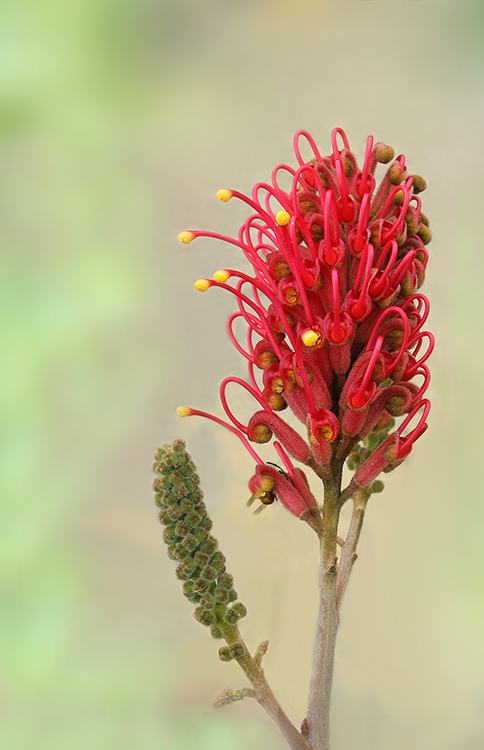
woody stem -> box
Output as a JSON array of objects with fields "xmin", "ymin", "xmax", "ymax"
[
  {"xmin": 220, "ymin": 623, "xmax": 312, "ymax": 750},
  {"xmin": 306, "ymin": 467, "xmax": 342, "ymax": 750}
]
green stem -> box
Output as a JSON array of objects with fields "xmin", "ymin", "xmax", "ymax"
[
  {"xmin": 306, "ymin": 474, "xmax": 341, "ymax": 750},
  {"xmin": 220, "ymin": 623, "xmax": 312, "ymax": 750}
]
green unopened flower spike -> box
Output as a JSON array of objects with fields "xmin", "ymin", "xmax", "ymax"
[{"xmin": 153, "ymin": 439, "xmax": 246, "ymax": 634}]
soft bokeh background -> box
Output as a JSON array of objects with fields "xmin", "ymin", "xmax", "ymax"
[{"xmin": 2, "ymin": 1, "xmax": 484, "ymax": 748}]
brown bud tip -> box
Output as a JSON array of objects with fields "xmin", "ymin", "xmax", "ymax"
[
  {"xmin": 417, "ymin": 223, "xmax": 432, "ymax": 245},
  {"xmin": 375, "ymin": 143, "xmax": 395, "ymax": 164},
  {"xmin": 411, "ymin": 174, "xmax": 427, "ymax": 194},
  {"xmin": 250, "ymin": 423, "xmax": 273, "ymax": 444},
  {"xmin": 388, "ymin": 163, "xmax": 405, "ymax": 185},
  {"xmin": 393, "ymin": 189, "xmax": 405, "ymax": 206}
]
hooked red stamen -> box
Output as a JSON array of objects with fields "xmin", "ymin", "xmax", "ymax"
[
  {"xmin": 348, "ymin": 192, "xmax": 371, "ymax": 256},
  {"xmin": 322, "ymin": 190, "xmax": 342, "ymax": 267},
  {"xmin": 396, "ymin": 399, "xmax": 430, "ymax": 457},
  {"xmin": 351, "ymin": 335, "xmax": 384, "ymax": 408},
  {"xmin": 348, "ymin": 243, "xmax": 374, "ymax": 320},
  {"xmin": 335, "ymin": 157, "xmax": 357, "ymax": 222},
  {"xmin": 366, "ymin": 305, "xmax": 411, "ymax": 376},
  {"xmin": 356, "ymin": 135, "xmax": 376, "ymax": 198},
  {"xmin": 331, "ymin": 127, "xmax": 350, "ymax": 158},
  {"xmin": 330, "ymin": 268, "xmax": 345, "ymax": 343},
  {"xmin": 368, "ymin": 240, "xmax": 398, "ymax": 298},
  {"xmin": 180, "ymin": 407, "xmax": 264, "ymax": 464},
  {"xmin": 294, "ymin": 130, "xmax": 324, "ymax": 166}
]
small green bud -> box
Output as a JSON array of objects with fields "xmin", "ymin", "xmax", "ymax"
[
  {"xmin": 199, "ymin": 516, "xmax": 213, "ymax": 532},
  {"xmin": 231, "ymin": 602, "xmax": 247, "ymax": 619},
  {"xmin": 193, "ymin": 551, "xmax": 210, "ymax": 567},
  {"xmin": 192, "ymin": 579, "xmax": 209, "ymax": 594},
  {"xmin": 210, "ymin": 623, "xmax": 223, "ymax": 639},
  {"xmin": 200, "ymin": 592, "xmax": 215, "ymax": 609},
  {"xmin": 175, "ymin": 559, "xmax": 198, "ymax": 580},
  {"xmin": 370, "ymin": 480, "xmax": 385, "ymax": 494},
  {"xmin": 214, "ymin": 587, "xmax": 229, "ymax": 604},
  {"xmin": 211, "ymin": 551, "xmax": 227, "ymax": 573},
  {"xmin": 201, "ymin": 565, "xmax": 218, "ymax": 581},
  {"xmin": 218, "ymin": 573, "xmax": 234, "ymax": 590},
  {"xmin": 228, "ymin": 589, "xmax": 238, "ymax": 603},
  {"xmin": 193, "ymin": 527, "xmax": 209, "ymax": 544},
  {"xmin": 170, "ymin": 543, "xmax": 189, "ymax": 561},
  {"xmin": 163, "ymin": 527, "xmax": 178, "ymax": 545},
  {"xmin": 193, "ymin": 606, "xmax": 215, "ymax": 626},
  {"xmin": 175, "ymin": 521, "xmax": 190, "ymax": 537},
  {"xmin": 182, "ymin": 533, "xmax": 199, "ymax": 552},
  {"xmin": 218, "ymin": 646, "xmax": 232, "ymax": 662},
  {"xmin": 199, "ymin": 538, "xmax": 218, "ymax": 556},
  {"xmin": 184, "ymin": 510, "xmax": 202, "ymax": 527},
  {"xmin": 228, "ymin": 643, "xmax": 245, "ymax": 659}
]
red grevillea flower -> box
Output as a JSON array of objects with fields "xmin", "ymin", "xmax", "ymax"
[{"xmin": 177, "ymin": 129, "xmax": 433, "ymax": 520}]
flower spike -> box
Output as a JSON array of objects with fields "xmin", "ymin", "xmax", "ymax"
[{"xmin": 178, "ymin": 128, "xmax": 432, "ymax": 505}]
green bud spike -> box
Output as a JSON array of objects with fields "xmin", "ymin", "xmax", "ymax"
[{"xmin": 154, "ymin": 439, "xmax": 246, "ymax": 635}]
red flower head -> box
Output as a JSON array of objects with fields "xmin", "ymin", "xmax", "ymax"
[{"xmin": 177, "ymin": 129, "xmax": 433, "ymax": 520}]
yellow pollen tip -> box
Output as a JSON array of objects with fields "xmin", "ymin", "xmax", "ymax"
[
  {"xmin": 276, "ymin": 210, "xmax": 291, "ymax": 226},
  {"xmin": 320, "ymin": 425, "xmax": 333, "ymax": 441},
  {"xmin": 178, "ymin": 231, "xmax": 194, "ymax": 244},
  {"xmin": 216, "ymin": 189, "xmax": 233, "ymax": 202},
  {"xmin": 176, "ymin": 406, "xmax": 192, "ymax": 417},
  {"xmin": 194, "ymin": 279, "xmax": 210, "ymax": 292},
  {"xmin": 301, "ymin": 329, "xmax": 321, "ymax": 347},
  {"xmin": 213, "ymin": 269, "xmax": 230, "ymax": 283}
]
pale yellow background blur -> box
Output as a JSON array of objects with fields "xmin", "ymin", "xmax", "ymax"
[{"xmin": 2, "ymin": 1, "xmax": 484, "ymax": 748}]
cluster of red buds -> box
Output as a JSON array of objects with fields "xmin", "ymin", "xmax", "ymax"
[{"xmin": 177, "ymin": 129, "xmax": 433, "ymax": 520}]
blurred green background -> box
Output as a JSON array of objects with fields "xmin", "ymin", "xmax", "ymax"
[{"xmin": 2, "ymin": 0, "xmax": 484, "ymax": 748}]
